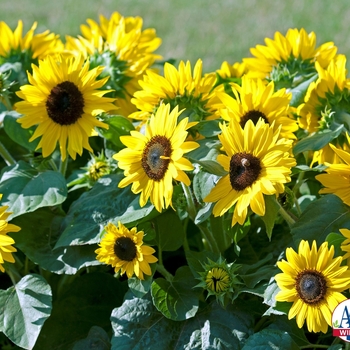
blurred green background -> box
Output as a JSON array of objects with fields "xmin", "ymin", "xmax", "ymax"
[{"xmin": 1, "ymin": 0, "xmax": 350, "ymax": 72}]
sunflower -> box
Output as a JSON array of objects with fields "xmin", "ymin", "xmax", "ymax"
[
  {"xmin": 275, "ymin": 240, "xmax": 350, "ymax": 333},
  {"xmin": 129, "ymin": 59, "xmax": 217, "ymax": 136},
  {"xmin": 243, "ymin": 28, "xmax": 337, "ymax": 88},
  {"xmin": 0, "ymin": 204, "xmax": 21, "ymax": 273},
  {"xmin": 95, "ymin": 221, "xmax": 157, "ymax": 280},
  {"xmin": 216, "ymin": 61, "xmax": 246, "ymax": 80},
  {"xmin": 65, "ymin": 11, "xmax": 162, "ymax": 116},
  {"xmin": 204, "ymin": 118, "xmax": 296, "ymax": 226},
  {"xmin": 315, "ymin": 143, "xmax": 350, "ymax": 206},
  {"xmin": 15, "ymin": 54, "xmax": 115, "ymax": 161},
  {"xmin": 0, "ymin": 20, "xmax": 63, "ymax": 61},
  {"xmin": 216, "ymin": 75, "xmax": 298, "ymax": 140},
  {"xmin": 340, "ymin": 228, "xmax": 350, "ymax": 265},
  {"xmin": 113, "ymin": 103, "xmax": 199, "ymax": 212}
]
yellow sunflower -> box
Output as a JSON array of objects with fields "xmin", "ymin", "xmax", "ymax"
[
  {"xmin": 15, "ymin": 54, "xmax": 115, "ymax": 161},
  {"xmin": 216, "ymin": 75, "xmax": 298, "ymax": 140},
  {"xmin": 113, "ymin": 103, "xmax": 199, "ymax": 212},
  {"xmin": 0, "ymin": 20, "xmax": 63, "ymax": 60},
  {"xmin": 315, "ymin": 143, "xmax": 350, "ymax": 206},
  {"xmin": 340, "ymin": 228, "xmax": 350, "ymax": 265},
  {"xmin": 95, "ymin": 221, "xmax": 157, "ymax": 280},
  {"xmin": 216, "ymin": 61, "xmax": 246, "ymax": 80},
  {"xmin": 275, "ymin": 240, "xmax": 350, "ymax": 333},
  {"xmin": 0, "ymin": 204, "xmax": 21, "ymax": 273},
  {"xmin": 65, "ymin": 11, "xmax": 162, "ymax": 116},
  {"xmin": 129, "ymin": 59, "xmax": 217, "ymax": 132},
  {"xmin": 204, "ymin": 118, "xmax": 296, "ymax": 226},
  {"xmin": 243, "ymin": 28, "xmax": 337, "ymax": 86}
]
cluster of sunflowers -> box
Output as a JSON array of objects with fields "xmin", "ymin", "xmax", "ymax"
[{"xmin": 1, "ymin": 11, "xmax": 350, "ymax": 349}]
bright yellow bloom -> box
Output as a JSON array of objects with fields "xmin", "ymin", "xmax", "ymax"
[
  {"xmin": 275, "ymin": 240, "xmax": 350, "ymax": 333},
  {"xmin": 0, "ymin": 205, "xmax": 21, "ymax": 273},
  {"xmin": 129, "ymin": 59, "xmax": 217, "ymax": 130},
  {"xmin": 113, "ymin": 103, "xmax": 199, "ymax": 212},
  {"xmin": 0, "ymin": 20, "xmax": 63, "ymax": 60},
  {"xmin": 243, "ymin": 28, "xmax": 337, "ymax": 81},
  {"xmin": 204, "ymin": 119, "xmax": 296, "ymax": 226},
  {"xmin": 15, "ymin": 54, "xmax": 115, "ymax": 160},
  {"xmin": 315, "ymin": 144, "xmax": 350, "ymax": 206},
  {"xmin": 340, "ymin": 228, "xmax": 350, "ymax": 265},
  {"xmin": 216, "ymin": 75, "xmax": 298, "ymax": 140},
  {"xmin": 95, "ymin": 221, "xmax": 157, "ymax": 280},
  {"xmin": 216, "ymin": 61, "xmax": 246, "ymax": 79}
]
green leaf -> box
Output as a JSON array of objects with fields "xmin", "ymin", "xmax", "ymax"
[
  {"xmin": 151, "ymin": 209, "xmax": 185, "ymax": 252},
  {"xmin": 10, "ymin": 208, "xmax": 101, "ymax": 274},
  {"xmin": 195, "ymin": 119, "xmax": 221, "ymax": 137},
  {"xmin": 289, "ymin": 73, "xmax": 318, "ymax": 107},
  {"xmin": 3, "ymin": 111, "xmax": 40, "ymax": 151},
  {"xmin": 260, "ymin": 195, "xmax": 280, "ymax": 240},
  {"xmin": 0, "ymin": 274, "xmax": 52, "ymax": 350},
  {"xmin": 111, "ymin": 293, "xmax": 254, "ymax": 349},
  {"xmin": 97, "ymin": 115, "xmax": 134, "ymax": 149},
  {"xmin": 35, "ymin": 272, "xmax": 127, "ymax": 350},
  {"xmin": 193, "ymin": 171, "xmax": 220, "ymax": 204},
  {"xmin": 293, "ymin": 124, "xmax": 344, "ymax": 155},
  {"xmin": 0, "ymin": 160, "xmax": 67, "ymax": 218},
  {"xmin": 185, "ymin": 249, "xmax": 220, "ymax": 279},
  {"xmin": 240, "ymin": 265, "xmax": 279, "ymax": 289},
  {"xmin": 242, "ymin": 329, "xmax": 299, "ymax": 350},
  {"xmin": 326, "ymin": 232, "xmax": 346, "ymax": 257},
  {"xmin": 151, "ymin": 266, "xmax": 199, "ymax": 321},
  {"xmin": 128, "ymin": 264, "xmax": 156, "ymax": 298},
  {"xmin": 72, "ymin": 326, "xmax": 110, "ymax": 350},
  {"xmin": 55, "ymin": 174, "xmax": 156, "ymax": 248},
  {"xmin": 291, "ymin": 194, "xmax": 350, "ymax": 246}
]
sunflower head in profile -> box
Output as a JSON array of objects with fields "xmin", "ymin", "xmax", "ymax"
[
  {"xmin": 275, "ymin": 240, "xmax": 350, "ymax": 333},
  {"xmin": 15, "ymin": 54, "xmax": 116, "ymax": 161},
  {"xmin": 339, "ymin": 228, "xmax": 350, "ymax": 266},
  {"xmin": 243, "ymin": 28, "xmax": 337, "ymax": 89},
  {"xmin": 204, "ymin": 118, "xmax": 296, "ymax": 226},
  {"xmin": 0, "ymin": 203, "xmax": 21, "ymax": 273},
  {"xmin": 129, "ymin": 59, "xmax": 217, "ymax": 138},
  {"xmin": 113, "ymin": 103, "xmax": 199, "ymax": 212},
  {"xmin": 315, "ymin": 143, "xmax": 350, "ymax": 206},
  {"xmin": 216, "ymin": 75, "xmax": 298, "ymax": 140},
  {"xmin": 65, "ymin": 11, "xmax": 162, "ymax": 116},
  {"xmin": 95, "ymin": 221, "xmax": 158, "ymax": 280}
]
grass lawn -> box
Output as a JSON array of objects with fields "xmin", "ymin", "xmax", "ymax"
[{"xmin": 1, "ymin": 0, "xmax": 350, "ymax": 72}]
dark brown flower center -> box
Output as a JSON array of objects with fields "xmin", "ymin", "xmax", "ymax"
[
  {"xmin": 141, "ymin": 135, "xmax": 172, "ymax": 181},
  {"xmin": 240, "ymin": 110, "xmax": 268, "ymax": 128},
  {"xmin": 295, "ymin": 270, "xmax": 327, "ymax": 305},
  {"xmin": 229, "ymin": 152, "xmax": 262, "ymax": 191},
  {"xmin": 46, "ymin": 81, "xmax": 84, "ymax": 125},
  {"xmin": 114, "ymin": 236, "xmax": 137, "ymax": 261}
]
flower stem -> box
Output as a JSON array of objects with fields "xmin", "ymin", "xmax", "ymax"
[
  {"xmin": 0, "ymin": 141, "xmax": 16, "ymax": 165},
  {"xmin": 181, "ymin": 182, "xmax": 197, "ymax": 221},
  {"xmin": 300, "ymin": 345, "xmax": 330, "ymax": 349},
  {"xmin": 278, "ymin": 202, "xmax": 296, "ymax": 227},
  {"xmin": 59, "ymin": 156, "xmax": 68, "ymax": 177},
  {"xmin": 156, "ymin": 263, "xmax": 173, "ymax": 282}
]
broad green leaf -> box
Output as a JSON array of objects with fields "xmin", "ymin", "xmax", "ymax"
[
  {"xmin": 240, "ymin": 265, "xmax": 279, "ymax": 289},
  {"xmin": 128, "ymin": 264, "xmax": 156, "ymax": 298},
  {"xmin": 289, "ymin": 74, "xmax": 317, "ymax": 107},
  {"xmin": 326, "ymin": 232, "xmax": 346, "ymax": 257},
  {"xmin": 195, "ymin": 119, "xmax": 221, "ymax": 137},
  {"xmin": 293, "ymin": 124, "xmax": 344, "ymax": 155},
  {"xmin": 151, "ymin": 266, "xmax": 199, "ymax": 321},
  {"xmin": 10, "ymin": 208, "xmax": 101, "ymax": 274},
  {"xmin": 35, "ymin": 272, "xmax": 127, "ymax": 350},
  {"xmin": 111, "ymin": 293, "xmax": 254, "ymax": 350},
  {"xmin": 260, "ymin": 195, "xmax": 280, "ymax": 240},
  {"xmin": 0, "ymin": 160, "xmax": 67, "ymax": 218},
  {"xmin": 185, "ymin": 249, "xmax": 220, "ymax": 279},
  {"xmin": 242, "ymin": 329, "xmax": 299, "ymax": 350},
  {"xmin": 151, "ymin": 209, "xmax": 185, "ymax": 251},
  {"xmin": 3, "ymin": 111, "xmax": 40, "ymax": 151},
  {"xmin": 291, "ymin": 194, "xmax": 350, "ymax": 246},
  {"xmin": 72, "ymin": 326, "xmax": 110, "ymax": 350},
  {"xmin": 55, "ymin": 174, "xmax": 156, "ymax": 248},
  {"xmin": 193, "ymin": 171, "xmax": 220, "ymax": 204},
  {"xmin": 97, "ymin": 115, "xmax": 134, "ymax": 149},
  {"xmin": 188, "ymin": 139, "xmax": 222, "ymax": 161},
  {"xmin": 0, "ymin": 274, "xmax": 52, "ymax": 350}
]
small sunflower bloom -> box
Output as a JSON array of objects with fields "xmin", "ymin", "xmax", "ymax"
[
  {"xmin": 196, "ymin": 257, "xmax": 241, "ymax": 307},
  {"xmin": 113, "ymin": 103, "xmax": 199, "ymax": 212},
  {"xmin": 315, "ymin": 143, "xmax": 350, "ymax": 206},
  {"xmin": 95, "ymin": 221, "xmax": 157, "ymax": 280},
  {"xmin": 0, "ymin": 205, "xmax": 21, "ymax": 273},
  {"xmin": 275, "ymin": 240, "xmax": 350, "ymax": 333},
  {"xmin": 204, "ymin": 118, "xmax": 296, "ymax": 226},
  {"xmin": 216, "ymin": 75, "xmax": 298, "ymax": 140},
  {"xmin": 340, "ymin": 228, "xmax": 350, "ymax": 265},
  {"xmin": 243, "ymin": 28, "xmax": 337, "ymax": 88},
  {"xmin": 15, "ymin": 54, "xmax": 115, "ymax": 161}
]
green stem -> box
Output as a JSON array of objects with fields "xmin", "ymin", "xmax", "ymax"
[
  {"xmin": 49, "ymin": 158, "xmax": 58, "ymax": 172},
  {"xmin": 278, "ymin": 202, "xmax": 296, "ymax": 227},
  {"xmin": 198, "ymin": 223, "xmax": 221, "ymax": 254},
  {"xmin": 0, "ymin": 141, "xmax": 16, "ymax": 165},
  {"xmin": 294, "ymin": 196, "xmax": 302, "ymax": 216},
  {"xmin": 292, "ymin": 170, "xmax": 305, "ymax": 195},
  {"xmin": 59, "ymin": 156, "xmax": 68, "ymax": 177},
  {"xmin": 300, "ymin": 345, "xmax": 330, "ymax": 349},
  {"xmin": 2, "ymin": 94, "xmax": 12, "ymax": 111},
  {"xmin": 156, "ymin": 264, "xmax": 173, "ymax": 282},
  {"xmin": 181, "ymin": 183, "xmax": 197, "ymax": 221}
]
